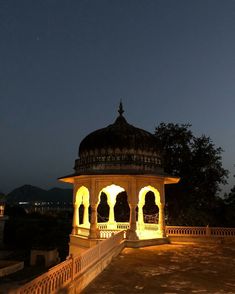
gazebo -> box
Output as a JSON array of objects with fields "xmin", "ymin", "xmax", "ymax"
[{"xmin": 59, "ymin": 103, "xmax": 179, "ymax": 255}]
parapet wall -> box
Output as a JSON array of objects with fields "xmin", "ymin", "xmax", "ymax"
[
  {"xmin": 169, "ymin": 236, "xmax": 235, "ymax": 244},
  {"xmin": 0, "ymin": 261, "xmax": 24, "ymax": 277},
  {"xmin": 63, "ymin": 241, "xmax": 125, "ymax": 293}
]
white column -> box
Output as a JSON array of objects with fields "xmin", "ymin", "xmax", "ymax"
[
  {"xmin": 107, "ymin": 201, "xmax": 116, "ymax": 229},
  {"xmin": 106, "ymin": 190, "xmax": 117, "ymax": 229},
  {"xmin": 108, "ymin": 203, "xmax": 115, "ymax": 223},
  {"xmin": 72, "ymin": 204, "xmax": 79, "ymax": 235},
  {"xmin": 137, "ymin": 204, "xmax": 144, "ymax": 229},
  {"xmin": 83, "ymin": 203, "xmax": 90, "ymax": 227},
  {"xmin": 158, "ymin": 203, "xmax": 166, "ymax": 237}
]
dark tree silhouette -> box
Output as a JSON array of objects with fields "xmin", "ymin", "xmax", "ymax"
[
  {"xmin": 224, "ymin": 185, "xmax": 235, "ymax": 226},
  {"xmin": 155, "ymin": 123, "xmax": 228, "ymax": 226}
]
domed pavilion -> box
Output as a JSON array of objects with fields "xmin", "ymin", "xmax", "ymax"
[{"xmin": 59, "ymin": 103, "xmax": 179, "ymax": 254}]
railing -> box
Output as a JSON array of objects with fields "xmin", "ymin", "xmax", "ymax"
[
  {"xmin": 116, "ymin": 222, "xmax": 130, "ymax": 230},
  {"xmin": 166, "ymin": 226, "xmax": 207, "ymax": 236},
  {"xmin": 166, "ymin": 226, "xmax": 235, "ymax": 237},
  {"xmin": 99, "ymin": 230, "xmax": 117, "ymax": 239},
  {"xmin": 210, "ymin": 227, "xmax": 235, "ymax": 237},
  {"xmin": 98, "ymin": 223, "xmax": 129, "ymax": 238},
  {"xmin": 77, "ymin": 224, "xmax": 235, "ymax": 239},
  {"xmin": 12, "ymin": 225, "xmax": 235, "ymax": 293},
  {"xmin": 14, "ymin": 231, "xmax": 125, "ymax": 294},
  {"xmin": 97, "ymin": 222, "xmax": 129, "ymax": 230},
  {"xmin": 97, "ymin": 223, "xmax": 108, "ymax": 230},
  {"xmin": 16, "ymin": 259, "xmax": 73, "ymax": 294}
]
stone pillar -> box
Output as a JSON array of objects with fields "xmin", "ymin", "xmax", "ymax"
[
  {"xmin": 127, "ymin": 203, "xmax": 138, "ymax": 240},
  {"xmin": 137, "ymin": 204, "xmax": 144, "ymax": 230},
  {"xmin": 108, "ymin": 203, "xmax": 115, "ymax": 223},
  {"xmin": 72, "ymin": 204, "xmax": 79, "ymax": 235},
  {"xmin": 89, "ymin": 204, "xmax": 99, "ymax": 239},
  {"xmin": 158, "ymin": 203, "xmax": 166, "ymax": 237},
  {"xmin": 83, "ymin": 203, "xmax": 90, "ymax": 227},
  {"xmin": 107, "ymin": 201, "xmax": 116, "ymax": 229}
]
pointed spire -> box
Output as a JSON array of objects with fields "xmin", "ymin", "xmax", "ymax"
[{"xmin": 118, "ymin": 100, "xmax": 124, "ymax": 116}]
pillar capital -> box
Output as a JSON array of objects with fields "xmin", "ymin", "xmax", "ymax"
[{"xmin": 128, "ymin": 201, "xmax": 138, "ymax": 208}]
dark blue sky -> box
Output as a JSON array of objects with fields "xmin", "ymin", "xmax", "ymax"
[{"xmin": 1, "ymin": 0, "xmax": 235, "ymax": 194}]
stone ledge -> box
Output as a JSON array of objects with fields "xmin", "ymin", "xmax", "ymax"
[
  {"xmin": 168, "ymin": 235, "xmax": 235, "ymax": 244},
  {"xmin": 125, "ymin": 237, "xmax": 169, "ymax": 248}
]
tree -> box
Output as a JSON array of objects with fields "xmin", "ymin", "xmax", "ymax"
[
  {"xmin": 224, "ymin": 185, "xmax": 235, "ymax": 227},
  {"xmin": 155, "ymin": 123, "xmax": 228, "ymax": 226}
]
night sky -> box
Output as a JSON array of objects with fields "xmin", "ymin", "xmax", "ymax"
[{"xmin": 1, "ymin": 1, "xmax": 235, "ymax": 194}]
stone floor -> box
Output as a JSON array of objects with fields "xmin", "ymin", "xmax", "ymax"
[{"xmin": 83, "ymin": 242, "xmax": 235, "ymax": 293}]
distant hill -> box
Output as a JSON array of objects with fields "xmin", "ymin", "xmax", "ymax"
[{"xmin": 6, "ymin": 185, "xmax": 73, "ymax": 203}]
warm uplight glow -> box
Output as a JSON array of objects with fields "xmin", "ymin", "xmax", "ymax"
[
  {"xmin": 99, "ymin": 184, "xmax": 125, "ymax": 229},
  {"xmin": 137, "ymin": 186, "xmax": 161, "ymax": 236},
  {"xmin": 101, "ymin": 184, "xmax": 124, "ymax": 204},
  {"xmin": 138, "ymin": 185, "xmax": 160, "ymax": 206},
  {"xmin": 73, "ymin": 186, "xmax": 90, "ymax": 229},
  {"xmin": 137, "ymin": 227, "xmax": 163, "ymax": 239},
  {"xmin": 75, "ymin": 186, "xmax": 89, "ymax": 205}
]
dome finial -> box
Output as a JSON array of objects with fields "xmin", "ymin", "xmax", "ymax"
[{"xmin": 118, "ymin": 100, "xmax": 124, "ymax": 116}]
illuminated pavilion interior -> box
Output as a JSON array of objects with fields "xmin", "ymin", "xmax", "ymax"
[{"xmin": 60, "ymin": 103, "xmax": 179, "ymax": 255}]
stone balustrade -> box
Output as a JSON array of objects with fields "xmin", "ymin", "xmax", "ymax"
[
  {"xmin": 11, "ymin": 226, "xmax": 235, "ymax": 293},
  {"xmin": 166, "ymin": 226, "xmax": 235, "ymax": 237},
  {"xmin": 210, "ymin": 227, "xmax": 235, "ymax": 237},
  {"xmin": 12, "ymin": 231, "xmax": 126, "ymax": 294},
  {"xmin": 14, "ymin": 259, "xmax": 73, "ymax": 294}
]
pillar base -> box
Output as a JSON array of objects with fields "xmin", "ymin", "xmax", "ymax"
[
  {"xmin": 72, "ymin": 227, "xmax": 79, "ymax": 235},
  {"xmin": 159, "ymin": 229, "xmax": 166, "ymax": 238},
  {"xmin": 88, "ymin": 228, "xmax": 100, "ymax": 239},
  {"xmin": 83, "ymin": 222, "xmax": 90, "ymax": 227},
  {"xmin": 126, "ymin": 229, "xmax": 139, "ymax": 241}
]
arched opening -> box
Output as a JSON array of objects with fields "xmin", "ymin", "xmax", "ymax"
[
  {"xmin": 114, "ymin": 191, "xmax": 130, "ymax": 222},
  {"xmin": 79, "ymin": 204, "xmax": 84, "ymax": 224},
  {"xmin": 98, "ymin": 184, "xmax": 126, "ymax": 229},
  {"xmin": 137, "ymin": 185, "xmax": 161, "ymax": 239},
  {"xmin": 72, "ymin": 186, "xmax": 90, "ymax": 234},
  {"xmin": 97, "ymin": 192, "xmax": 109, "ymax": 222},
  {"xmin": 143, "ymin": 191, "xmax": 159, "ymax": 223}
]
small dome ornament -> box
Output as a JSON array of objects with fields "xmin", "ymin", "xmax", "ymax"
[{"xmin": 118, "ymin": 101, "xmax": 124, "ymax": 116}]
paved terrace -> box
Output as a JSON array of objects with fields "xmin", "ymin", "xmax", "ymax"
[{"xmin": 83, "ymin": 242, "xmax": 235, "ymax": 293}]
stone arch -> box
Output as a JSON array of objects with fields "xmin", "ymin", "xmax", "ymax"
[
  {"xmin": 137, "ymin": 185, "xmax": 160, "ymax": 227},
  {"xmin": 97, "ymin": 192, "xmax": 109, "ymax": 222},
  {"xmin": 75, "ymin": 186, "xmax": 89, "ymax": 205},
  {"xmin": 143, "ymin": 191, "xmax": 159, "ymax": 223},
  {"xmin": 114, "ymin": 191, "xmax": 130, "ymax": 222},
  {"xmin": 73, "ymin": 186, "xmax": 90, "ymax": 228},
  {"xmin": 98, "ymin": 184, "xmax": 126, "ymax": 229},
  {"xmin": 138, "ymin": 185, "xmax": 160, "ymax": 206}
]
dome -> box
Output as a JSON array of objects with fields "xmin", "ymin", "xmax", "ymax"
[{"xmin": 74, "ymin": 103, "xmax": 163, "ymax": 175}]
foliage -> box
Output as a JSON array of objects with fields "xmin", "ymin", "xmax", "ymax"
[
  {"xmin": 0, "ymin": 192, "xmax": 5, "ymax": 201},
  {"xmin": 155, "ymin": 123, "xmax": 228, "ymax": 226},
  {"xmin": 4, "ymin": 209, "xmax": 71, "ymax": 261},
  {"xmin": 224, "ymin": 185, "xmax": 235, "ymax": 226}
]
